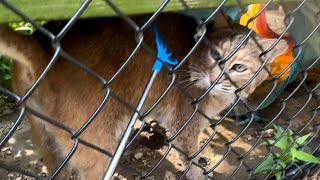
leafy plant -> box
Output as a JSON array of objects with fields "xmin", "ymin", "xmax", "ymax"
[
  {"xmin": 0, "ymin": 56, "xmax": 12, "ymax": 104},
  {"xmin": 253, "ymin": 124, "xmax": 320, "ymax": 179},
  {"xmin": 0, "ymin": 56, "xmax": 12, "ymax": 89},
  {"xmin": 8, "ymin": 20, "xmax": 47, "ymax": 35}
]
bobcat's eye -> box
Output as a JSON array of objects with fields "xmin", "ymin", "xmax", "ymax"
[{"xmin": 231, "ymin": 64, "xmax": 247, "ymax": 72}]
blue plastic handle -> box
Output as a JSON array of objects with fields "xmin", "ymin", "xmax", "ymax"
[{"xmin": 151, "ymin": 25, "xmax": 178, "ymax": 72}]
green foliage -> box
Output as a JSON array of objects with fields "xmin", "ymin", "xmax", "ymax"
[
  {"xmin": 0, "ymin": 57, "xmax": 10, "ymax": 103},
  {"xmin": 253, "ymin": 125, "xmax": 320, "ymax": 179},
  {"xmin": 0, "ymin": 56, "xmax": 12, "ymax": 89},
  {"xmin": 8, "ymin": 20, "xmax": 47, "ymax": 35}
]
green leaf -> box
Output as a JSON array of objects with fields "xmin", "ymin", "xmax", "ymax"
[
  {"xmin": 14, "ymin": 26, "xmax": 33, "ymax": 31},
  {"xmin": 273, "ymin": 125, "xmax": 285, "ymax": 138},
  {"xmin": 288, "ymin": 129, "xmax": 294, "ymax": 136},
  {"xmin": 11, "ymin": 23, "xmax": 18, "ymax": 28},
  {"xmin": 275, "ymin": 171, "xmax": 282, "ymax": 180},
  {"xmin": 0, "ymin": 63, "xmax": 10, "ymax": 70},
  {"xmin": 293, "ymin": 151, "xmax": 320, "ymax": 163},
  {"xmin": 3, "ymin": 74, "xmax": 11, "ymax": 80},
  {"xmin": 282, "ymin": 152, "xmax": 293, "ymax": 164},
  {"xmin": 288, "ymin": 130, "xmax": 294, "ymax": 143},
  {"xmin": 296, "ymin": 133, "xmax": 311, "ymax": 146},
  {"xmin": 275, "ymin": 153, "xmax": 281, "ymax": 157},
  {"xmin": 260, "ymin": 140, "xmax": 275, "ymax": 146},
  {"xmin": 0, "ymin": 56, "xmax": 12, "ymax": 89},
  {"xmin": 270, "ymin": 125, "xmax": 290, "ymax": 151},
  {"xmin": 278, "ymin": 160, "xmax": 286, "ymax": 169},
  {"xmin": 274, "ymin": 136, "xmax": 287, "ymax": 151},
  {"xmin": 291, "ymin": 148, "xmax": 297, "ymax": 162},
  {"xmin": 253, "ymin": 156, "xmax": 274, "ymax": 174},
  {"xmin": 39, "ymin": 20, "xmax": 47, "ymax": 26}
]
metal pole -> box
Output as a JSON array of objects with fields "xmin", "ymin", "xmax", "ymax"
[{"xmin": 103, "ymin": 71, "xmax": 158, "ymax": 180}]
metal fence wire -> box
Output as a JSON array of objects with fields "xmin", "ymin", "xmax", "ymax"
[{"xmin": 0, "ymin": 0, "xmax": 319, "ymax": 179}]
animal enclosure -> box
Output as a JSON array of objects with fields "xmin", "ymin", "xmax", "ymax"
[{"xmin": 0, "ymin": 0, "xmax": 319, "ymax": 180}]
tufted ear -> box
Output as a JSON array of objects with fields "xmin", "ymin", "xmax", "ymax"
[
  {"xmin": 212, "ymin": 11, "xmax": 232, "ymax": 30},
  {"xmin": 257, "ymin": 38, "xmax": 289, "ymax": 64}
]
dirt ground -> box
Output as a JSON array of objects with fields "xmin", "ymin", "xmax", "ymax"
[
  {"xmin": 0, "ymin": 82, "xmax": 319, "ymax": 180},
  {"xmin": 0, "ymin": 102, "xmax": 46, "ymax": 180}
]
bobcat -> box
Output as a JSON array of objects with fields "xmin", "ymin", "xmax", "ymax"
[{"xmin": 0, "ymin": 13, "xmax": 288, "ymax": 179}]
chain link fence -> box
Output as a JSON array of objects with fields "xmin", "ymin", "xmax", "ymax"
[{"xmin": 0, "ymin": 0, "xmax": 319, "ymax": 179}]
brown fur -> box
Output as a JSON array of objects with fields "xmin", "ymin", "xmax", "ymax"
[
  {"xmin": 0, "ymin": 13, "xmax": 289, "ymax": 179},
  {"xmin": 306, "ymin": 63, "xmax": 320, "ymax": 83}
]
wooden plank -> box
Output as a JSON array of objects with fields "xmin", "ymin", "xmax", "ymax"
[{"xmin": 0, "ymin": 0, "xmax": 301, "ymax": 23}]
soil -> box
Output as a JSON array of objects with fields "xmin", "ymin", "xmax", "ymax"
[
  {"xmin": 0, "ymin": 103, "xmax": 46, "ymax": 180},
  {"xmin": 0, "ymin": 82, "xmax": 319, "ymax": 180}
]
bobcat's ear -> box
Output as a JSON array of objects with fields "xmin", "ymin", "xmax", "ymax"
[
  {"xmin": 212, "ymin": 11, "xmax": 232, "ymax": 30},
  {"xmin": 257, "ymin": 38, "xmax": 289, "ymax": 64}
]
